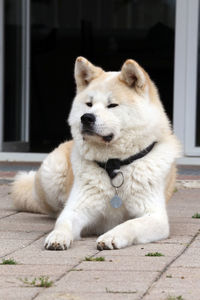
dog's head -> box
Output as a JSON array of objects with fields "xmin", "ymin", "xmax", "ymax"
[{"xmin": 68, "ymin": 57, "xmax": 171, "ymax": 160}]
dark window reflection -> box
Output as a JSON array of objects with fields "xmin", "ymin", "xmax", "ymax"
[
  {"xmin": 30, "ymin": 0, "xmax": 175, "ymax": 152},
  {"xmin": 4, "ymin": 0, "xmax": 23, "ymax": 141}
]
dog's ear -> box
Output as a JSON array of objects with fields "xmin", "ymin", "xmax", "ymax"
[
  {"xmin": 119, "ymin": 59, "xmax": 147, "ymax": 90},
  {"xmin": 75, "ymin": 57, "xmax": 103, "ymax": 92}
]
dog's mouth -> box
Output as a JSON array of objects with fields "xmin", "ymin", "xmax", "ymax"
[{"xmin": 81, "ymin": 129, "xmax": 114, "ymax": 143}]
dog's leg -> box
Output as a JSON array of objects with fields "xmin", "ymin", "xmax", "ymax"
[
  {"xmin": 44, "ymin": 208, "xmax": 87, "ymax": 250},
  {"xmin": 44, "ymin": 184, "xmax": 105, "ymax": 250},
  {"xmin": 96, "ymin": 209, "xmax": 169, "ymax": 250}
]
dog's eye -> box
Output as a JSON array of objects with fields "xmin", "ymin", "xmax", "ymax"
[
  {"xmin": 86, "ymin": 102, "xmax": 92, "ymax": 107},
  {"xmin": 107, "ymin": 103, "xmax": 119, "ymax": 108}
]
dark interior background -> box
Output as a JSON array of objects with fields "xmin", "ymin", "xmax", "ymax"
[
  {"xmin": 196, "ymin": 2, "xmax": 200, "ymax": 147},
  {"xmin": 4, "ymin": 0, "xmax": 176, "ymax": 152}
]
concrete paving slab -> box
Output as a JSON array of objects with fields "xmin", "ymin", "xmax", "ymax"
[
  {"xmin": 41, "ymin": 270, "xmax": 158, "ymax": 296},
  {"xmin": 143, "ymin": 290, "xmax": 198, "ymax": 300},
  {"xmin": 0, "ymin": 287, "xmax": 40, "ymax": 300},
  {"xmin": 154, "ymin": 235, "xmax": 192, "ymax": 245},
  {"xmin": 0, "ymin": 231, "xmax": 43, "ymax": 240},
  {"xmin": 169, "ymin": 222, "xmax": 200, "ymax": 236},
  {"xmin": 0, "ymin": 210, "xmax": 17, "ymax": 218},
  {"xmin": 0, "ymin": 264, "xmax": 69, "ymax": 276},
  {"xmin": 0, "ymin": 219, "xmax": 53, "ymax": 232},
  {"xmin": 0, "ymin": 274, "xmax": 58, "ymax": 288},
  {"xmin": 4, "ymin": 250, "xmax": 82, "ymax": 266},
  {"xmin": 94, "ymin": 243, "xmax": 184, "ymax": 257},
  {"xmin": 189, "ymin": 239, "xmax": 200, "ymax": 247},
  {"xmin": 0, "ymin": 184, "xmax": 200, "ymax": 300},
  {"xmin": 0, "ymin": 239, "xmax": 33, "ymax": 257},
  {"xmin": 144, "ymin": 267, "xmax": 200, "ymax": 300},
  {"xmin": 77, "ymin": 256, "xmax": 172, "ymax": 272},
  {"xmin": 29, "ymin": 291, "xmax": 140, "ymax": 300}
]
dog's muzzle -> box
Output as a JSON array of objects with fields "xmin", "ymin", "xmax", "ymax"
[
  {"xmin": 81, "ymin": 113, "xmax": 96, "ymax": 126},
  {"xmin": 81, "ymin": 113, "xmax": 114, "ymax": 142},
  {"xmin": 81, "ymin": 113, "xmax": 96, "ymax": 135}
]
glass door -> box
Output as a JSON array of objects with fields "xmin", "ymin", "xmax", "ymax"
[
  {"xmin": 0, "ymin": 0, "xmax": 4, "ymax": 152},
  {"xmin": 30, "ymin": 0, "xmax": 175, "ymax": 153},
  {"xmin": 195, "ymin": 3, "xmax": 200, "ymax": 149},
  {"xmin": 184, "ymin": 0, "xmax": 200, "ymax": 155},
  {"xmin": 2, "ymin": 0, "xmax": 30, "ymax": 152},
  {"xmin": 174, "ymin": 0, "xmax": 200, "ymax": 158}
]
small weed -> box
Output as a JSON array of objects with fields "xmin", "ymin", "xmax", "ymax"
[
  {"xmin": 145, "ymin": 252, "xmax": 164, "ymax": 257},
  {"xmin": 174, "ymin": 187, "xmax": 178, "ymax": 193},
  {"xmin": 166, "ymin": 274, "xmax": 172, "ymax": 278},
  {"xmin": 84, "ymin": 256, "xmax": 105, "ymax": 261},
  {"xmin": 106, "ymin": 288, "xmax": 137, "ymax": 294},
  {"xmin": 20, "ymin": 276, "xmax": 53, "ymax": 288},
  {"xmin": 70, "ymin": 268, "xmax": 83, "ymax": 271},
  {"xmin": 0, "ymin": 258, "xmax": 17, "ymax": 265},
  {"xmin": 192, "ymin": 213, "xmax": 200, "ymax": 219},
  {"xmin": 166, "ymin": 296, "xmax": 184, "ymax": 300}
]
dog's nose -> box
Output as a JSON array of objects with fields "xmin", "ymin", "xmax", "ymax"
[{"xmin": 81, "ymin": 113, "xmax": 96, "ymax": 125}]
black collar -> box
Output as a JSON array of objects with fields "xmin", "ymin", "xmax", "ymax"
[{"xmin": 96, "ymin": 141, "xmax": 157, "ymax": 179}]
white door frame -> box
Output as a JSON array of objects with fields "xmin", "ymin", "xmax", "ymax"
[
  {"xmin": 174, "ymin": 0, "xmax": 200, "ymax": 163},
  {"xmin": 0, "ymin": 0, "xmax": 31, "ymax": 153},
  {"xmin": 0, "ymin": 0, "xmax": 4, "ymax": 152},
  {"xmin": 21, "ymin": 0, "xmax": 31, "ymax": 142}
]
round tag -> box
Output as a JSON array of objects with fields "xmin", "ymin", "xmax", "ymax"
[{"xmin": 110, "ymin": 195, "xmax": 123, "ymax": 208}]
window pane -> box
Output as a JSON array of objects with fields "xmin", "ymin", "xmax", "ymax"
[
  {"xmin": 4, "ymin": 0, "xmax": 23, "ymax": 141},
  {"xmin": 196, "ymin": 3, "xmax": 200, "ymax": 146},
  {"xmin": 31, "ymin": 0, "xmax": 175, "ymax": 152}
]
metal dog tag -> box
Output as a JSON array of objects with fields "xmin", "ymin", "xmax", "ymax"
[
  {"xmin": 110, "ymin": 194, "xmax": 123, "ymax": 208},
  {"xmin": 110, "ymin": 171, "xmax": 124, "ymax": 209}
]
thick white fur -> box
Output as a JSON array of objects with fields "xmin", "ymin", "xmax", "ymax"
[{"xmin": 12, "ymin": 57, "xmax": 181, "ymax": 250}]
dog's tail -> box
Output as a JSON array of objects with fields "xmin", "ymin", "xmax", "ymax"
[{"xmin": 11, "ymin": 171, "xmax": 45, "ymax": 214}]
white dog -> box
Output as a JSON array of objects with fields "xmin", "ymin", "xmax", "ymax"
[{"xmin": 12, "ymin": 57, "xmax": 180, "ymax": 250}]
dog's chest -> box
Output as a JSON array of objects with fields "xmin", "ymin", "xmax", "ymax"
[{"xmin": 92, "ymin": 164, "xmax": 151, "ymax": 217}]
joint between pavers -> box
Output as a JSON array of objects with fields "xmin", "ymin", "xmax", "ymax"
[
  {"xmin": 139, "ymin": 229, "xmax": 200, "ymax": 299},
  {"xmin": 0, "ymin": 231, "xmax": 49, "ymax": 259},
  {"xmin": 0, "ymin": 211, "xmax": 19, "ymax": 220},
  {"xmin": 31, "ymin": 250, "xmax": 100, "ymax": 300}
]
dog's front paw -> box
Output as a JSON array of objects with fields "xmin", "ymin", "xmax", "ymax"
[
  {"xmin": 44, "ymin": 229, "xmax": 73, "ymax": 250},
  {"xmin": 96, "ymin": 231, "xmax": 128, "ymax": 250}
]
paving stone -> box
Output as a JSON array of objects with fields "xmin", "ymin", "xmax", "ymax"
[
  {"xmin": 0, "ymin": 274, "xmax": 58, "ymax": 288},
  {"xmin": 77, "ymin": 256, "xmax": 172, "ymax": 272},
  {"xmin": 144, "ymin": 290, "xmax": 198, "ymax": 300},
  {"xmin": 154, "ymin": 235, "xmax": 192, "ymax": 245},
  {"xmin": 169, "ymin": 222, "xmax": 200, "ymax": 236},
  {"xmin": 35, "ymin": 291, "xmax": 139, "ymax": 300},
  {"xmin": 95, "ymin": 243, "xmax": 184, "ymax": 257},
  {"xmin": 0, "ymin": 239, "xmax": 33, "ymax": 257},
  {"xmin": 167, "ymin": 207, "xmax": 200, "ymax": 217},
  {"xmin": 3, "ymin": 212, "xmax": 55, "ymax": 224},
  {"xmin": 42, "ymin": 270, "xmax": 158, "ymax": 295},
  {"xmin": 0, "ymin": 231, "xmax": 42, "ymax": 240},
  {"xmin": 171, "ymin": 188, "xmax": 200, "ymax": 201},
  {"xmin": 0, "ymin": 264, "xmax": 69, "ymax": 276},
  {"xmin": 0, "ymin": 210, "xmax": 16, "ymax": 218},
  {"xmin": 169, "ymin": 216, "xmax": 200, "ymax": 224},
  {"xmin": 0, "ymin": 220, "xmax": 53, "ymax": 232},
  {"xmin": 144, "ymin": 267, "xmax": 200, "ymax": 300},
  {"xmin": 1, "ymin": 183, "xmax": 200, "ymax": 300},
  {"xmin": 0, "ymin": 287, "xmax": 40, "ymax": 300},
  {"xmin": 190, "ymin": 239, "xmax": 200, "ymax": 247},
  {"xmin": 172, "ymin": 254, "xmax": 200, "ymax": 268},
  {"xmin": 4, "ymin": 250, "xmax": 82, "ymax": 266}
]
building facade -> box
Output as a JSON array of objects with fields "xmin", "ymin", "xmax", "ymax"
[{"xmin": 0, "ymin": 0, "xmax": 199, "ymax": 164}]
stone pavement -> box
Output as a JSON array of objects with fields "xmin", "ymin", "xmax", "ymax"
[{"xmin": 0, "ymin": 169, "xmax": 200, "ymax": 299}]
